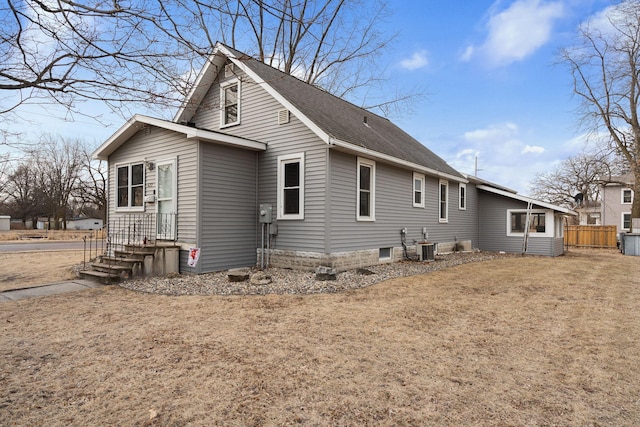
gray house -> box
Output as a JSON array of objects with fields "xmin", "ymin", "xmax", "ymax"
[
  {"xmin": 93, "ymin": 43, "xmax": 575, "ymax": 274},
  {"xmin": 601, "ymin": 173, "xmax": 635, "ymax": 233}
]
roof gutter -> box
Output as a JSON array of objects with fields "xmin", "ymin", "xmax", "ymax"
[{"xmin": 328, "ymin": 137, "xmax": 466, "ymax": 183}]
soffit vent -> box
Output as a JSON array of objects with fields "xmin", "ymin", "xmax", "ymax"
[{"xmin": 278, "ymin": 109, "xmax": 290, "ymax": 125}]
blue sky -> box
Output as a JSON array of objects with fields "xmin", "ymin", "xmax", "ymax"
[
  {"xmin": 3, "ymin": 0, "xmax": 614, "ymax": 195},
  {"xmin": 385, "ymin": 0, "xmax": 612, "ymax": 194}
]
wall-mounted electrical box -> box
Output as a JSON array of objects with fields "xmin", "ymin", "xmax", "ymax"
[{"xmin": 259, "ymin": 204, "xmax": 273, "ymax": 223}]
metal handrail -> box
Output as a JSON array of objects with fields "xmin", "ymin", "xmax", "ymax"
[{"xmin": 82, "ymin": 213, "xmax": 177, "ymax": 271}]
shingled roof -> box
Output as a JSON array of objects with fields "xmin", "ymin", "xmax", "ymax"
[{"xmin": 179, "ymin": 43, "xmax": 464, "ymax": 180}]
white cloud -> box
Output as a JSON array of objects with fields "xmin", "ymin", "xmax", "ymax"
[
  {"xmin": 522, "ymin": 145, "xmax": 545, "ymax": 154},
  {"xmin": 465, "ymin": 0, "xmax": 565, "ymax": 66},
  {"xmin": 400, "ymin": 50, "xmax": 429, "ymax": 70}
]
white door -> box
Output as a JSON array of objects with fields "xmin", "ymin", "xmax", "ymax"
[{"xmin": 156, "ymin": 159, "xmax": 176, "ymax": 240}]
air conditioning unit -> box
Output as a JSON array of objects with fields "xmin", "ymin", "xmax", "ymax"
[{"xmin": 416, "ymin": 243, "xmax": 435, "ymax": 262}]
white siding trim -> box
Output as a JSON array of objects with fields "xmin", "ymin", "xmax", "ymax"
[
  {"xmin": 506, "ymin": 209, "xmax": 553, "ymax": 238},
  {"xmin": 459, "ymin": 183, "xmax": 467, "ymax": 210},
  {"xmin": 114, "ymin": 161, "xmax": 146, "ymax": 213},
  {"xmin": 413, "ymin": 172, "xmax": 425, "ymax": 208},
  {"xmin": 277, "ymin": 153, "xmax": 305, "ymax": 220},
  {"xmin": 357, "ymin": 157, "xmax": 376, "ymax": 221},
  {"xmin": 439, "ymin": 179, "xmax": 448, "ymax": 223},
  {"xmin": 219, "ymin": 78, "xmax": 241, "ymax": 128},
  {"xmin": 622, "ymin": 212, "xmax": 632, "ymax": 231}
]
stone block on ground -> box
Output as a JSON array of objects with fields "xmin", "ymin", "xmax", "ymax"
[
  {"xmin": 315, "ymin": 266, "xmax": 337, "ymax": 281},
  {"xmin": 228, "ymin": 268, "xmax": 251, "ymax": 282}
]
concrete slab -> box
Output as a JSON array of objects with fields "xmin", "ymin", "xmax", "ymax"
[{"xmin": 0, "ymin": 279, "xmax": 106, "ymax": 302}]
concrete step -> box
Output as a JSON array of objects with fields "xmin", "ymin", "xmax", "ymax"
[
  {"xmin": 102, "ymin": 255, "xmax": 144, "ymax": 264},
  {"xmin": 91, "ymin": 263, "xmax": 133, "ymax": 273},
  {"xmin": 79, "ymin": 270, "xmax": 120, "ymax": 284}
]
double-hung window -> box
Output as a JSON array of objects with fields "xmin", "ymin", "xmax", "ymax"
[
  {"xmin": 439, "ymin": 179, "xmax": 448, "ymax": 223},
  {"xmin": 220, "ymin": 79, "xmax": 240, "ymax": 127},
  {"xmin": 413, "ymin": 173, "xmax": 425, "ymax": 208},
  {"xmin": 116, "ymin": 163, "xmax": 145, "ymax": 211},
  {"xmin": 277, "ymin": 153, "xmax": 304, "ymax": 219},
  {"xmin": 622, "ymin": 188, "xmax": 633, "ymax": 204},
  {"xmin": 459, "ymin": 183, "xmax": 467, "ymax": 210},
  {"xmin": 623, "ymin": 212, "xmax": 632, "ymax": 232},
  {"xmin": 357, "ymin": 158, "xmax": 375, "ymax": 220}
]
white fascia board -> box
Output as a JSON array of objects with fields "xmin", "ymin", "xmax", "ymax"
[
  {"xmin": 329, "ymin": 137, "xmax": 466, "ymax": 183},
  {"xmin": 92, "ymin": 114, "xmax": 265, "ymax": 160},
  {"xmin": 216, "ymin": 44, "xmax": 333, "ymax": 145},
  {"xmin": 477, "ymin": 184, "xmax": 578, "ymax": 215},
  {"xmin": 173, "ymin": 53, "xmax": 223, "ymax": 124},
  {"xmin": 184, "ymin": 127, "xmax": 266, "ymax": 151}
]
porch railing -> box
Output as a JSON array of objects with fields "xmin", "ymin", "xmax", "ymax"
[{"xmin": 82, "ymin": 213, "xmax": 177, "ymax": 269}]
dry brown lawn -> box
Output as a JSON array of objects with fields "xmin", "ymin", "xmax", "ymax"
[
  {"xmin": 1, "ymin": 249, "xmax": 639, "ymax": 426},
  {"xmin": 0, "ymin": 251, "xmax": 85, "ymax": 292},
  {"xmin": 0, "ymin": 229, "xmax": 101, "ymax": 242}
]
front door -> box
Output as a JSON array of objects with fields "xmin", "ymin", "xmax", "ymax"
[{"xmin": 156, "ymin": 159, "xmax": 176, "ymax": 240}]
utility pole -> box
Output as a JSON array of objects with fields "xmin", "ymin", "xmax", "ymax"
[{"xmin": 474, "ymin": 156, "xmax": 482, "ymax": 176}]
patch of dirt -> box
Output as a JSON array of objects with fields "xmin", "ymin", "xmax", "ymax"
[{"xmin": 1, "ymin": 249, "xmax": 639, "ymax": 426}]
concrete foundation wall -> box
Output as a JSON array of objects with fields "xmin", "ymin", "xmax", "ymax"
[{"xmin": 260, "ymin": 240, "xmax": 469, "ymax": 272}]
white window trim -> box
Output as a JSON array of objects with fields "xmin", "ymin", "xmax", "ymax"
[
  {"xmin": 438, "ymin": 179, "xmax": 448, "ymax": 223},
  {"xmin": 115, "ymin": 161, "xmax": 145, "ymax": 212},
  {"xmin": 622, "ymin": 212, "xmax": 632, "ymax": 232},
  {"xmin": 220, "ymin": 78, "xmax": 241, "ymax": 128},
  {"xmin": 507, "ymin": 209, "xmax": 553, "ymax": 237},
  {"xmin": 621, "ymin": 188, "xmax": 634, "ymax": 204},
  {"xmin": 357, "ymin": 157, "xmax": 376, "ymax": 221},
  {"xmin": 413, "ymin": 172, "xmax": 425, "ymax": 208},
  {"xmin": 277, "ymin": 153, "xmax": 305, "ymax": 220},
  {"xmin": 459, "ymin": 183, "xmax": 467, "ymax": 210}
]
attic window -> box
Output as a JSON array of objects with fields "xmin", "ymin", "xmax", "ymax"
[
  {"xmin": 220, "ymin": 79, "xmax": 240, "ymax": 127},
  {"xmin": 278, "ymin": 109, "xmax": 290, "ymax": 125}
]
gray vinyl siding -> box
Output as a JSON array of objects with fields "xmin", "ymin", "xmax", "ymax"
[
  {"xmin": 328, "ymin": 150, "xmax": 478, "ymax": 252},
  {"xmin": 197, "ymin": 142, "xmax": 258, "ymax": 273},
  {"xmin": 601, "ymin": 184, "xmax": 631, "ymax": 231},
  {"xmin": 107, "ymin": 127, "xmax": 198, "ymax": 246},
  {"xmin": 191, "ymin": 67, "xmax": 329, "ymax": 252},
  {"xmin": 478, "ymin": 190, "xmax": 561, "ymax": 256}
]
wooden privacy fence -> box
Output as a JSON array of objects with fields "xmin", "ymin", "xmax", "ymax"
[{"xmin": 564, "ymin": 225, "xmax": 618, "ymax": 248}]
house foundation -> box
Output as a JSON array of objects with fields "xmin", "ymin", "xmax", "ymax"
[{"xmin": 258, "ymin": 241, "xmax": 471, "ymax": 272}]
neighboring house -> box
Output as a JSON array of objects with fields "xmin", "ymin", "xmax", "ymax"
[
  {"xmin": 574, "ymin": 201, "xmax": 602, "ymax": 225},
  {"xmin": 93, "ymin": 42, "xmax": 576, "ymax": 274},
  {"xmin": 601, "ymin": 173, "xmax": 635, "ymax": 233}
]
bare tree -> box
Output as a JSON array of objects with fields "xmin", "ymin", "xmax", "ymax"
[
  {"xmin": 529, "ymin": 151, "xmax": 616, "ymax": 208},
  {"xmin": 0, "ymin": 0, "xmax": 197, "ymax": 120},
  {"xmin": 3, "ymin": 162, "xmax": 43, "ymax": 227},
  {"xmin": 2, "ymin": 0, "xmax": 417, "ymax": 123},
  {"xmin": 73, "ymin": 146, "xmax": 107, "ymax": 221},
  {"xmin": 26, "ymin": 135, "xmax": 84, "ymax": 229},
  {"xmin": 561, "ymin": 0, "xmax": 640, "ymax": 218}
]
